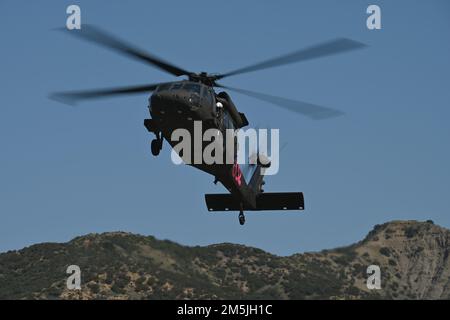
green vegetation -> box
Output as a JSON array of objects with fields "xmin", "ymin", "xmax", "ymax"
[
  {"xmin": 0, "ymin": 220, "xmax": 449, "ymax": 300},
  {"xmin": 405, "ymin": 226, "xmax": 420, "ymax": 238},
  {"xmin": 379, "ymin": 247, "xmax": 391, "ymax": 257}
]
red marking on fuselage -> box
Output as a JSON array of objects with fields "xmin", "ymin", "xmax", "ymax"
[{"xmin": 232, "ymin": 162, "xmax": 242, "ymax": 187}]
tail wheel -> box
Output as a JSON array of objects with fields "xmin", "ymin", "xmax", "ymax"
[
  {"xmin": 151, "ymin": 139, "xmax": 161, "ymax": 156},
  {"xmin": 238, "ymin": 212, "xmax": 245, "ymax": 225}
]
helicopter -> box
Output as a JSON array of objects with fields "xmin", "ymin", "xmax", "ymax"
[{"xmin": 51, "ymin": 25, "xmax": 366, "ymax": 225}]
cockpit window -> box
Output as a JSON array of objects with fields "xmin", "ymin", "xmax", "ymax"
[
  {"xmin": 171, "ymin": 83, "xmax": 183, "ymax": 90},
  {"xmin": 157, "ymin": 83, "xmax": 172, "ymax": 91},
  {"xmin": 183, "ymin": 83, "xmax": 201, "ymax": 94}
]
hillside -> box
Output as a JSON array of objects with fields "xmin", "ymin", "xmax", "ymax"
[{"xmin": 0, "ymin": 220, "xmax": 449, "ymax": 299}]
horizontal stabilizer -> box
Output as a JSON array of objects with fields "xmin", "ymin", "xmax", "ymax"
[{"xmin": 205, "ymin": 192, "xmax": 304, "ymax": 212}]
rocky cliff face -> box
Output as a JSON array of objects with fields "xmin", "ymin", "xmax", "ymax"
[
  {"xmin": 352, "ymin": 220, "xmax": 450, "ymax": 299},
  {"xmin": 0, "ymin": 220, "xmax": 449, "ymax": 299}
]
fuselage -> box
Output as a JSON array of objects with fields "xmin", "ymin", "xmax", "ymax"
[{"xmin": 146, "ymin": 80, "xmax": 259, "ymax": 209}]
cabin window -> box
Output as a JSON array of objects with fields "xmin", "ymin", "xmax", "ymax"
[
  {"xmin": 223, "ymin": 111, "xmax": 235, "ymax": 130},
  {"xmin": 202, "ymin": 87, "xmax": 212, "ymax": 105}
]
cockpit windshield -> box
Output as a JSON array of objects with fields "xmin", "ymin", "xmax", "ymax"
[
  {"xmin": 171, "ymin": 83, "xmax": 183, "ymax": 90},
  {"xmin": 157, "ymin": 83, "xmax": 172, "ymax": 91},
  {"xmin": 182, "ymin": 83, "xmax": 201, "ymax": 94}
]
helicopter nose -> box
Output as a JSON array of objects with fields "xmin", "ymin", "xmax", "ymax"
[{"xmin": 150, "ymin": 91, "xmax": 200, "ymax": 118}]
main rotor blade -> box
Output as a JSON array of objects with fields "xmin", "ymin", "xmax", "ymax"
[
  {"xmin": 216, "ymin": 84, "xmax": 344, "ymax": 120},
  {"xmin": 50, "ymin": 83, "xmax": 162, "ymax": 105},
  {"xmin": 216, "ymin": 38, "xmax": 366, "ymax": 79},
  {"xmin": 60, "ymin": 25, "xmax": 191, "ymax": 77}
]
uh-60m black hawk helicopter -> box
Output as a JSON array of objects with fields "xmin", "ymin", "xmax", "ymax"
[{"xmin": 52, "ymin": 25, "xmax": 366, "ymax": 225}]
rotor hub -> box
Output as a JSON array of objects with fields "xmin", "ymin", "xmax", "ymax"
[{"xmin": 188, "ymin": 72, "xmax": 218, "ymax": 87}]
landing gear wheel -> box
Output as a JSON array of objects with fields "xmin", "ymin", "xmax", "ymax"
[
  {"xmin": 151, "ymin": 139, "xmax": 161, "ymax": 156},
  {"xmin": 238, "ymin": 212, "xmax": 245, "ymax": 225}
]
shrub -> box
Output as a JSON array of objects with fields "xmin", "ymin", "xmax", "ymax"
[
  {"xmin": 88, "ymin": 282, "xmax": 100, "ymax": 294},
  {"xmin": 379, "ymin": 247, "xmax": 391, "ymax": 257},
  {"xmin": 404, "ymin": 226, "xmax": 419, "ymax": 238}
]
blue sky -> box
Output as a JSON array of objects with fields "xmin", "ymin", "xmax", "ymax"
[{"xmin": 1, "ymin": 0, "xmax": 449, "ymax": 255}]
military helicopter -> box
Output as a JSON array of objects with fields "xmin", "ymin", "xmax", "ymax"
[{"xmin": 52, "ymin": 25, "xmax": 366, "ymax": 225}]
